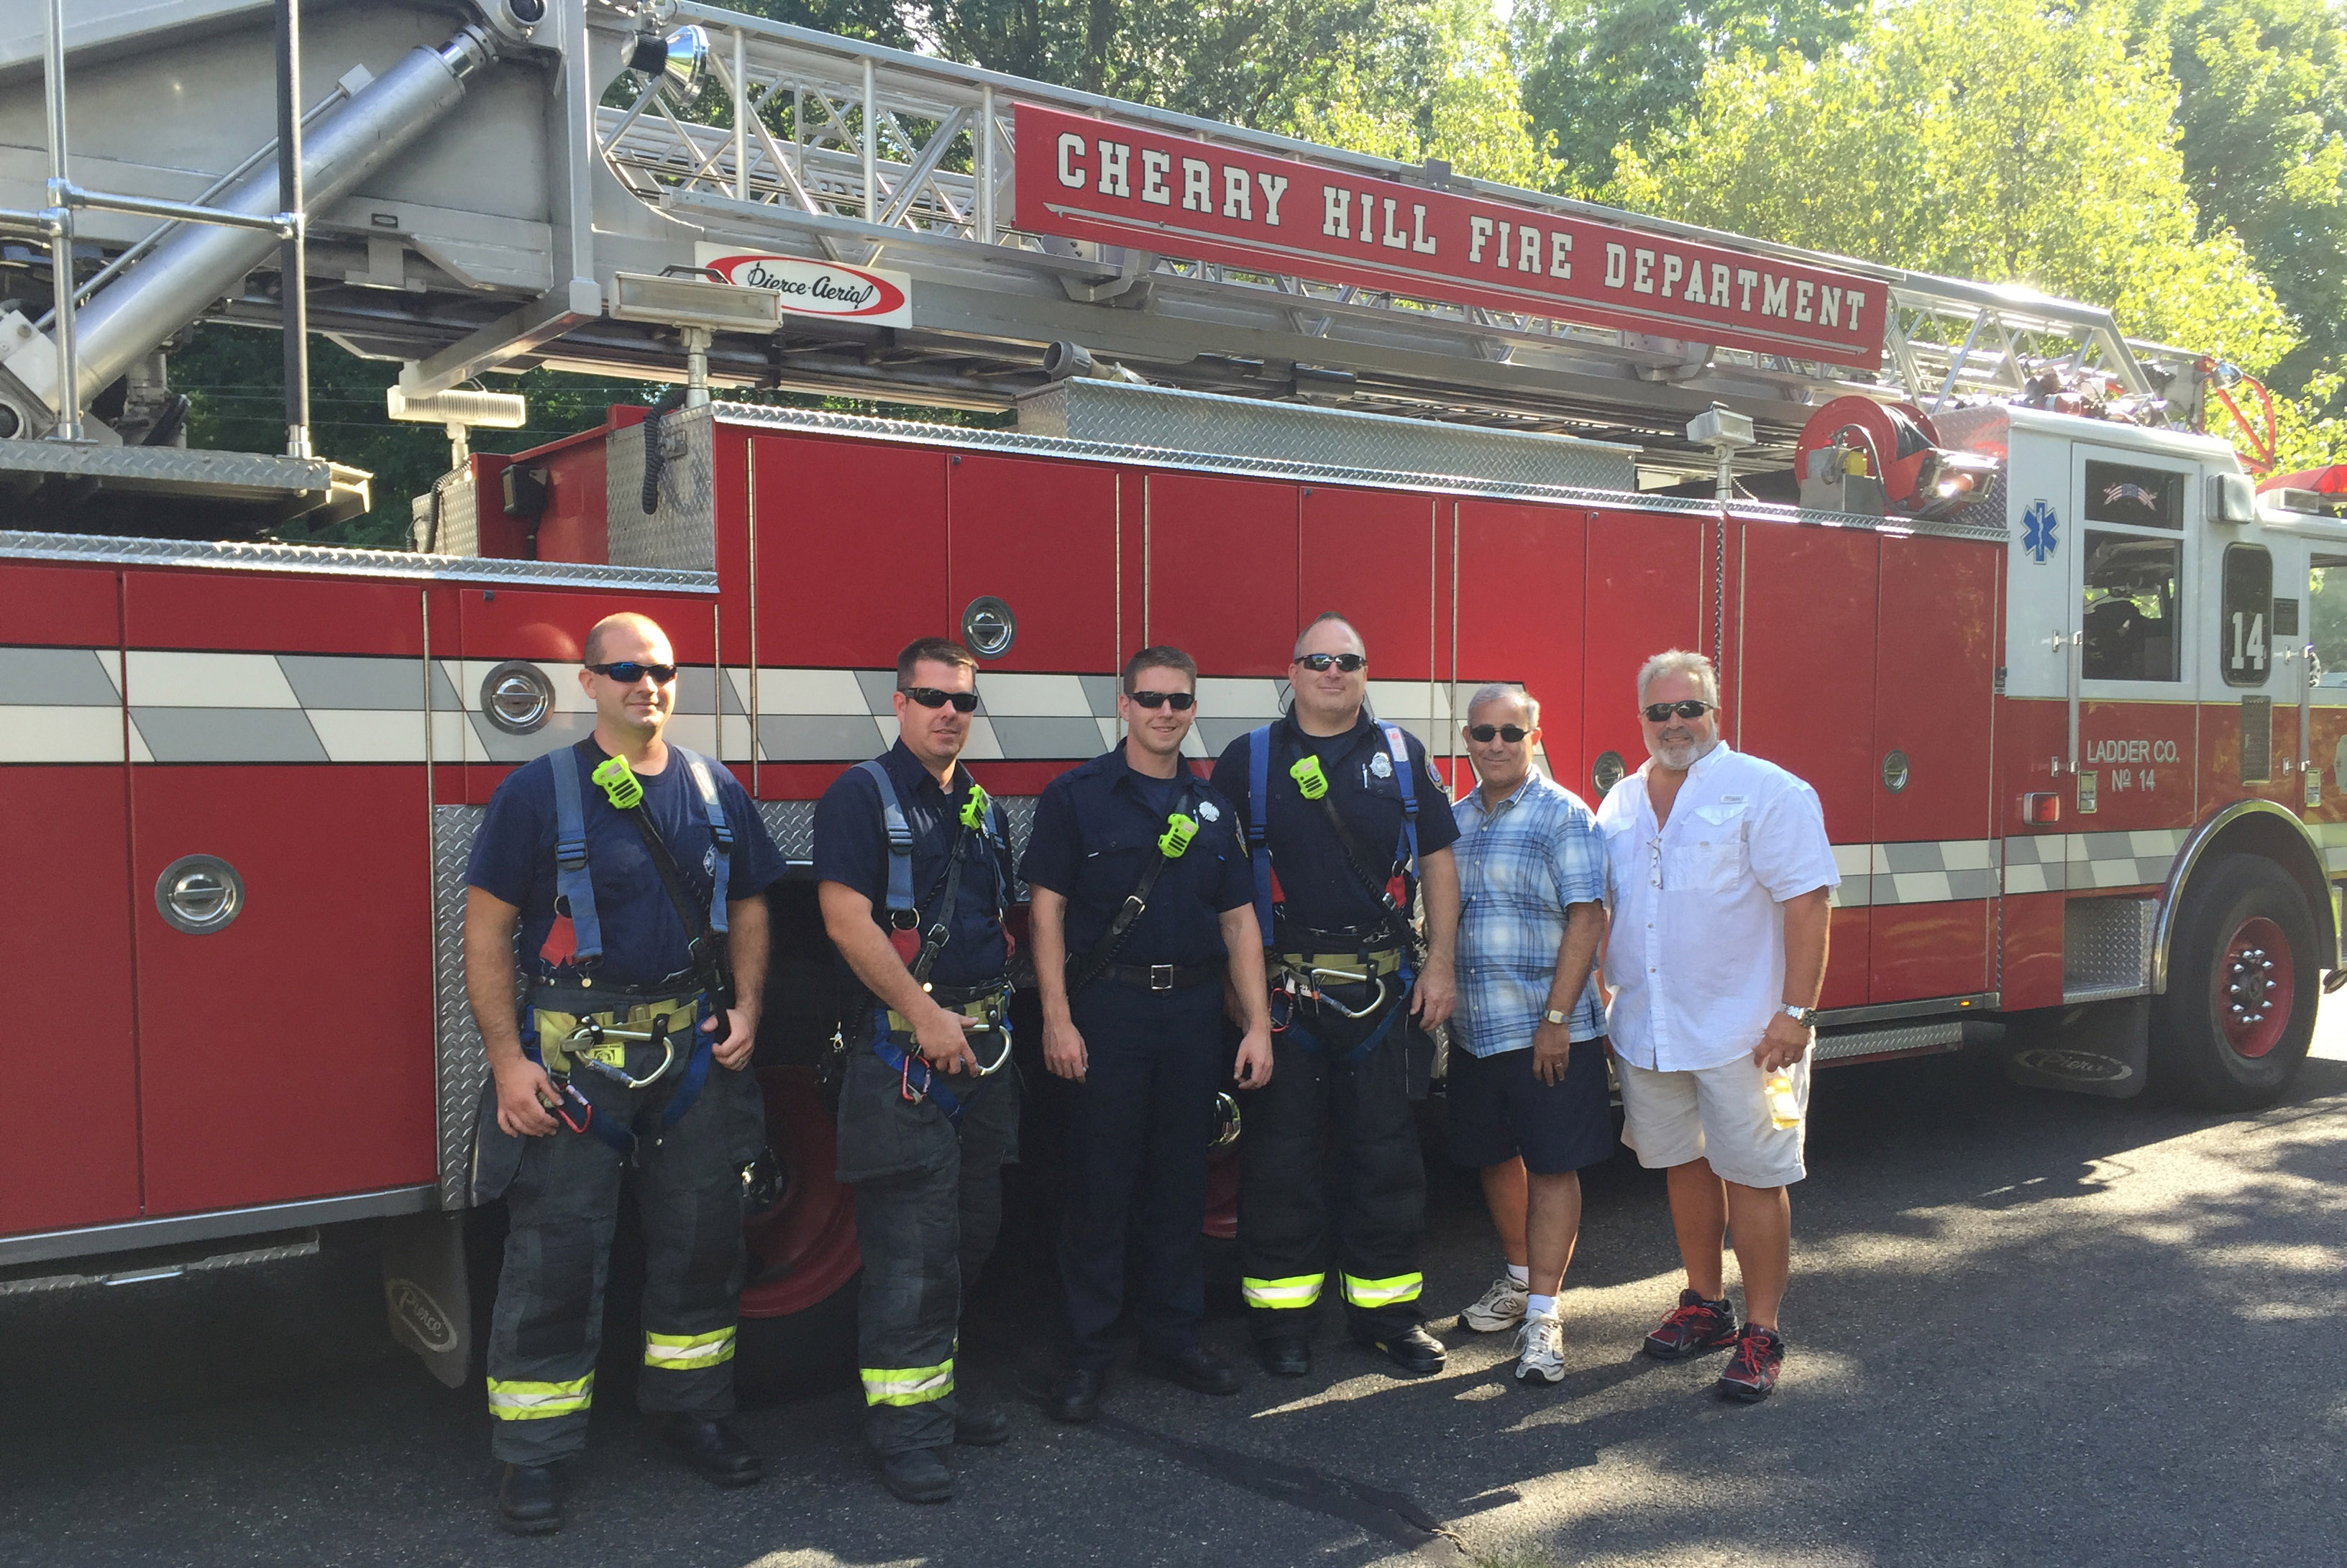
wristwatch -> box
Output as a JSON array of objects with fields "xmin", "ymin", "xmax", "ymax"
[
  {"xmin": 1778, "ymin": 1004, "xmax": 1818, "ymax": 1027},
  {"xmin": 1542, "ymin": 1008, "xmax": 1570, "ymax": 1027}
]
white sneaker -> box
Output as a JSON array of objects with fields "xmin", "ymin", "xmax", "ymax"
[
  {"xmin": 1459, "ymin": 1274, "xmax": 1529, "ymax": 1333},
  {"xmin": 1514, "ymin": 1312, "xmax": 1566, "ymax": 1385}
]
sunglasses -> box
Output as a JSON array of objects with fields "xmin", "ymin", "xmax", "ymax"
[
  {"xmin": 1465, "ymin": 724, "xmax": 1530, "ymax": 743},
  {"xmin": 1127, "ymin": 689, "xmax": 1196, "ymax": 710},
  {"xmin": 1295, "ymin": 652, "xmax": 1368, "ymax": 673},
  {"xmin": 1643, "ymin": 700, "xmax": 1715, "ymax": 723},
  {"xmin": 901, "ymin": 686, "xmax": 979, "ymax": 712},
  {"xmin": 587, "ymin": 661, "xmax": 678, "ymax": 684}
]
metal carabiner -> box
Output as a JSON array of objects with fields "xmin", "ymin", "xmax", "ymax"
[
  {"xmin": 564, "ymin": 1017, "xmax": 681, "ymax": 1090},
  {"xmin": 968, "ymin": 999, "xmax": 1015, "ymax": 1076},
  {"xmin": 1308, "ymin": 968, "xmax": 1387, "ymax": 1019}
]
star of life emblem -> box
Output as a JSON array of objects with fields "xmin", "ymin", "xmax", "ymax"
[{"xmin": 2022, "ymin": 500, "xmax": 2058, "ymax": 564}]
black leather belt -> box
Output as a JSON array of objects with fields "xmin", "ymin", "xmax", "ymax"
[{"xmin": 1102, "ymin": 961, "xmax": 1222, "ymax": 991}]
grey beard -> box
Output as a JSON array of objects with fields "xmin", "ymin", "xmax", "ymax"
[{"xmin": 1647, "ymin": 733, "xmax": 1719, "ymax": 770}]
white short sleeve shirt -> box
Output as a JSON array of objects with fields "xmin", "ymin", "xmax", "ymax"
[{"xmin": 1596, "ymin": 742, "xmax": 1839, "ymax": 1073}]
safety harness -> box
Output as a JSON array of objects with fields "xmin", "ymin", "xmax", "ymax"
[
  {"xmin": 1244, "ymin": 720, "xmax": 1422, "ymax": 1067},
  {"xmin": 858, "ymin": 758, "xmax": 1015, "ymax": 1122},
  {"xmin": 531, "ymin": 743, "xmax": 734, "ymax": 1159}
]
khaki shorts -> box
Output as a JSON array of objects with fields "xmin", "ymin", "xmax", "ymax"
[{"xmin": 1614, "ymin": 1051, "xmax": 1808, "ymax": 1189}]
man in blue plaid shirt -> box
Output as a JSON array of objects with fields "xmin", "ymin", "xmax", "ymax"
[{"xmin": 1446, "ymin": 682, "xmax": 1611, "ymax": 1386}]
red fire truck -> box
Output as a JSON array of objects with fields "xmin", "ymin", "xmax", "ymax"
[{"xmin": 4, "ymin": 1, "xmax": 2338, "ymax": 1383}]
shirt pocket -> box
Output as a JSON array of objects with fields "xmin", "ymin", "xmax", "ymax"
[{"xmin": 1667, "ymin": 806, "xmax": 1748, "ymax": 892}]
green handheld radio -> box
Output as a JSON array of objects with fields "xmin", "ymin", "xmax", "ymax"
[
  {"xmin": 1157, "ymin": 812, "xmax": 1198, "ymax": 858},
  {"xmin": 1288, "ymin": 755, "xmax": 1329, "ymax": 800},
  {"xmin": 959, "ymin": 781, "xmax": 992, "ymax": 832},
  {"xmin": 591, "ymin": 755, "xmax": 644, "ymax": 809}
]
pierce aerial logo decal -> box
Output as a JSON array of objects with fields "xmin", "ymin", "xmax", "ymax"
[
  {"xmin": 2022, "ymin": 500, "xmax": 2058, "ymax": 564},
  {"xmin": 694, "ymin": 246, "xmax": 912, "ymax": 326}
]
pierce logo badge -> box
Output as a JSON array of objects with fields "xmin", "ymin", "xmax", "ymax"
[{"xmin": 387, "ymin": 1278, "xmax": 458, "ymax": 1354}]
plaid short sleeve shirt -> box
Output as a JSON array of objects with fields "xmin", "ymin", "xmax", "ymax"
[{"xmin": 1450, "ymin": 770, "xmax": 1608, "ymax": 1056}]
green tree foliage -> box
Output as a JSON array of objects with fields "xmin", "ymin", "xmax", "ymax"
[
  {"xmin": 1287, "ymin": 0, "xmax": 1556, "ymax": 186},
  {"xmin": 2158, "ymin": 0, "xmax": 2347, "ymax": 421},
  {"xmin": 1513, "ymin": 0, "xmax": 1866, "ymax": 193},
  {"xmin": 1609, "ymin": 0, "xmax": 2299, "ymax": 377}
]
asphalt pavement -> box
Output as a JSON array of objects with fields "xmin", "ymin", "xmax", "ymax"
[{"xmin": 3, "ymin": 1011, "xmax": 2342, "ymax": 1568}]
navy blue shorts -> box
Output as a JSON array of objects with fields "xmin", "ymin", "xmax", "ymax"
[{"xmin": 1446, "ymin": 1035, "xmax": 1616, "ymax": 1175}]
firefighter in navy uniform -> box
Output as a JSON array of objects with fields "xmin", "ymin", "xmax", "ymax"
[
  {"xmin": 813, "ymin": 637, "xmax": 1021, "ymax": 1505},
  {"xmin": 464, "ymin": 613, "xmax": 787, "ymax": 1536},
  {"xmin": 1020, "ymin": 646, "xmax": 1277, "ymax": 1423},
  {"xmin": 1209, "ymin": 612, "xmax": 1462, "ymax": 1377}
]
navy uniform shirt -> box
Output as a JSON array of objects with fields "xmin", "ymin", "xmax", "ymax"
[
  {"xmin": 1209, "ymin": 711, "xmax": 1460, "ymax": 945},
  {"xmin": 468, "ymin": 740, "xmax": 787, "ymax": 987},
  {"xmin": 1018, "ymin": 746, "xmax": 1255, "ymax": 967},
  {"xmin": 813, "ymin": 741, "xmax": 1014, "ymax": 992}
]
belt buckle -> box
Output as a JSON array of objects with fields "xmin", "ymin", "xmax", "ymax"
[{"xmin": 1149, "ymin": 963, "xmax": 1174, "ymax": 991}]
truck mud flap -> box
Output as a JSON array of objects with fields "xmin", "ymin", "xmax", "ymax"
[
  {"xmin": 1998, "ymin": 996, "xmax": 2150, "ymax": 1100},
  {"xmin": 381, "ymin": 1209, "xmax": 475, "ymax": 1389}
]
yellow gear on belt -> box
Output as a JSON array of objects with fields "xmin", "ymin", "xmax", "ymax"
[
  {"xmin": 531, "ymin": 995, "xmax": 697, "ymax": 1073},
  {"xmin": 1273, "ymin": 949, "xmax": 1404, "ymax": 981},
  {"xmin": 885, "ymin": 994, "xmax": 1005, "ymax": 1037}
]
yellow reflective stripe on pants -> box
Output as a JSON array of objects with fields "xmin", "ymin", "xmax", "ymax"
[
  {"xmin": 644, "ymin": 1326, "xmax": 736, "ymax": 1370},
  {"xmin": 861, "ymin": 1360, "xmax": 954, "ymax": 1407},
  {"xmin": 1340, "ymin": 1272, "xmax": 1423, "ymax": 1308},
  {"xmin": 1240, "ymin": 1273, "xmax": 1325, "ymax": 1310},
  {"xmin": 486, "ymin": 1372, "xmax": 595, "ymax": 1421}
]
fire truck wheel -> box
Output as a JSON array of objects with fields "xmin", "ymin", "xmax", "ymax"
[
  {"xmin": 734, "ymin": 1065, "xmax": 862, "ymax": 1397},
  {"xmin": 2151, "ymin": 854, "xmax": 2318, "ymax": 1109}
]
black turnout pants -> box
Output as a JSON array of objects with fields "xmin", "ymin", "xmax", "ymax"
[
  {"xmin": 482, "ymin": 1059, "xmax": 763, "ymax": 1466},
  {"xmin": 1237, "ymin": 985, "xmax": 1427, "ymax": 1343},
  {"xmin": 835, "ymin": 1026, "xmax": 1021, "ymax": 1456},
  {"xmin": 1061, "ymin": 978, "xmax": 1226, "ymax": 1370}
]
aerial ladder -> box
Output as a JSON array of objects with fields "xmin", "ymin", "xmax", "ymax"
[{"xmin": 0, "ymin": 0, "xmax": 2233, "ymax": 533}]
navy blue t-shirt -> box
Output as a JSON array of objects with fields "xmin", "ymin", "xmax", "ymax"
[
  {"xmin": 1018, "ymin": 747, "xmax": 1255, "ymax": 966},
  {"xmin": 812, "ymin": 741, "xmax": 1014, "ymax": 992},
  {"xmin": 1209, "ymin": 712, "xmax": 1460, "ymax": 943},
  {"xmin": 467, "ymin": 741, "xmax": 786, "ymax": 986}
]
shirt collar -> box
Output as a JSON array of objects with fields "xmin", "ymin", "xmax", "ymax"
[
  {"xmin": 1465, "ymin": 767, "xmax": 1542, "ymax": 822},
  {"xmin": 1281, "ymin": 707, "xmax": 1374, "ymax": 749},
  {"xmin": 1105, "ymin": 743, "xmax": 1189, "ymax": 798},
  {"xmin": 886, "ymin": 738, "xmax": 960, "ymax": 801}
]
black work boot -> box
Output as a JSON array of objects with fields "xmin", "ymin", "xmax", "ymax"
[
  {"xmin": 1048, "ymin": 1367, "xmax": 1104, "ymax": 1423},
  {"xmin": 664, "ymin": 1417, "xmax": 764, "ymax": 1487},
  {"xmin": 1142, "ymin": 1345, "xmax": 1243, "ymax": 1396},
  {"xmin": 496, "ymin": 1462, "xmax": 563, "ymax": 1535},
  {"xmin": 953, "ymin": 1399, "xmax": 1012, "ymax": 1446},
  {"xmin": 1255, "ymin": 1338, "xmax": 1311, "ymax": 1377},
  {"xmin": 1354, "ymin": 1324, "xmax": 1446, "ymax": 1376},
  {"xmin": 877, "ymin": 1446, "xmax": 955, "ymax": 1504}
]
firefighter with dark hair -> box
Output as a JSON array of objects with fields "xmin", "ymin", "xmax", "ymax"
[
  {"xmin": 814, "ymin": 636, "xmax": 1020, "ymax": 1504},
  {"xmin": 464, "ymin": 612, "xmax": 787, "ymax": 1536},
  {"xmin": 1209, "ymin": 612, "xmax": 1462, "ymax": 1377},
  {"xmin": 1021, "ymin": 646, "xmax": 1277, "ymax": 1423}
]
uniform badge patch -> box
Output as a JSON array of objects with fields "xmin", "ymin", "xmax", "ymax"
[
  {"xmin": 1369, "ymin": 751, "xmax": 1393, "ymax": 779},
  {"xmin": 1198, "ymin": 799, "xmax": 1221, "ymax": 821}
]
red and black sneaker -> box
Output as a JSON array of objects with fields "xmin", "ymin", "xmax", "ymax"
[
  {"xmin": 1715, "ymin": 1324, "xmax": 1785, "ymax": 1402},
  {"xmin": 1640, "ymin": 1290, "xmax": 1739, "ymax": 1361}
]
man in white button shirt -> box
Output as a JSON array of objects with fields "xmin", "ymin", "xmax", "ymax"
[{"xmin": 1595, "ymin": 649, "xmax": 1836, "ymax": 1403}]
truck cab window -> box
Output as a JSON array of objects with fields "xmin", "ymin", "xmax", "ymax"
[
  {"xmin": 2082, "ymin": 530, "xmax": 2180, "ymax": 682},
  {"xmin": 2312, "ymin": 556, "xmax": 2347, "ymax": 687}
]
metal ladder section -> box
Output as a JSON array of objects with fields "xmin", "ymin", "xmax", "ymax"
[{"xmin": 566, "ymin": 0, "xmax": 2187, "ymax": 462}]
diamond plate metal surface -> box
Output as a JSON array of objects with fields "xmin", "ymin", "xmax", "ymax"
[
  {"xmin": 0, "ymin": 440, "xmax": 334, "ymax": 491},
  {"xmin": 605, "ymin": 404, "xmax": 715, "ymax": 573},
  {"xmin": 0, "ymin": 527, "xmax": 716, "ymax": 592},
  {"xmin": 433, "ymin": 805, "xmax": 490, "ymax": 1210},
  {"xmin": 2064, "ymin": 895, "xmax": 2155, "ymax": 1002},
  {"xmin": 710, "ymin": 402, "xmax": 2007, "ymax": 542},
  {"xmin": 754, "ymin": 794, "xmax": 1040, "ymax": 875},
  {"xmin": 1814, "ymin": 1017, "xmax": 1967, "ymax": 1062},
  {"xmin": 1017, "ymin": 379, "xmax": 1637, "ymax": 492}
]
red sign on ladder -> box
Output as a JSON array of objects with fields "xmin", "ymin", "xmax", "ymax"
[{"xmin": 1014, "ymin": 103, "xmax": 1885, "ymax": 370}]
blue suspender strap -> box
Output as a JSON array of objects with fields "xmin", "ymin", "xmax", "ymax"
[
  {"xmin": 1379, "ymin": 723, "xmax": 1420, "ymax": 876},
  {"xmin": 1246, "ymin": 724, "xmax": 1275, "ymax": 938},
  {"xmin": 547, "ymin": 746, "xmax": 604, "ymax": 965},
  {"xmin": 682, "ymin": 752, "xmax": 733, "ymax": 934},
  {"xmin": 856, "ymin": 758, "xmax": 917, "ymax": 920},
  {"xmin": 871, "ymin": 1008, "xmax": 966, "ymax": 1122}
]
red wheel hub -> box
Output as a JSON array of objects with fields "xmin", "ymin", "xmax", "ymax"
[
  {"xmin": 2218, "ymin": 916, "xmax": 2293, "ymax": 1059},
  {"xmin": 739, "ymin": 1066, "xmax": 861, "ymax": 1317}
]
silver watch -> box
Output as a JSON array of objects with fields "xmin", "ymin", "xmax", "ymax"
[{"xmin": 1779, "ymin": 1004, "xmax": 1817, "ymax": 1027}]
